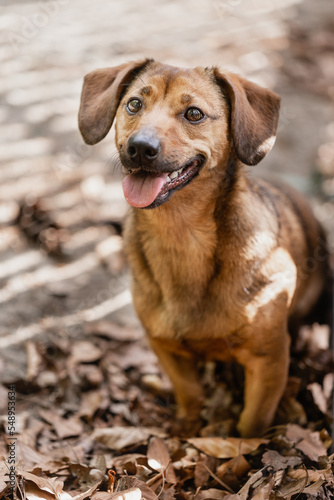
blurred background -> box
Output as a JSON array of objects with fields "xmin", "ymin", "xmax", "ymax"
[{"xmin": 0, "ymin": 0, "xmax": 333, "ymax": 384}]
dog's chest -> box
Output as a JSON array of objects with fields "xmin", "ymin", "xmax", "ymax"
[
  {"xmin": 141, "ymin": 217, "xmax": 218, "ymax": 299},
  {"xmin": 129, "ymin": 223, "xmax": 246, "ymax": 343}
]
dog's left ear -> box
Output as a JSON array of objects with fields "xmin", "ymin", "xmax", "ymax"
[
  {"xmin": 79, "ymin": 59, "xmax": 153, "ymax": 145},
  {"xmin": 214, "ymin": 70, "xmax": 281, "ymax": 166}
]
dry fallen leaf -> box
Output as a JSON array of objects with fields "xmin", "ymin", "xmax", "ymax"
[
  {"xmin": 39, "ymin": 409, "xmax": 83, "ymax": 439},
  {"xmin": 26, "ymin": 341, "xmax": 43, "ymax": 381},
  {"xmin": 70, "ymin": 482, "xmax": 103, "ymax": 500},
  {"xmin": 276, "ymin": 477, "xmax": 307, "ymax": 498},
  {"xmin": 85, "ymin": 321, "xmax": 143, "ymax": 342},
  {"xmin": 24, "ymin": 482, "xmax": 57, "ymax": 500},
  {"xmin": 224, "ymin": 468, "xmax": 268, "ymax": 499},
  {"xmin": 110, "ymin": 487, "xmax": 142, "ymax": 500},
  {"xmin": 69, "ymin": 340, "xmax": 103, "ymax": 365},
  {"xmin": 92, "ymin": 427, "xmax": 166, "ymax": 451},
  {"xmin": 216, "ymin": 455, "xmax": 251, "ymax": 489},
  {"xmin": 285, "ymin": 424, "xmax": 327, "ymax": 460},
  {"xmin": 261, "ymin": 450, "xmax": 302, "ymax": 471},
  {"xmin": 195, "ymin": 488, "xmax": 230, "ymax": 499},
  {"xmin": 188, "ymin": 437, "xmax": 267, "ymax": 459},
  {"xmin": 92, "ymin": 493, "xmax": 118, "ymax": 500},
  {"xmin": 308, "ymin": 382, "xmax": 328, "ymax": 414},
  {"xmin": 113, "ymin": 454, "xmax": 147, "ymax": 475},
  {"xmin": 194, "ymin": 453, "xmax": 217, "ymax": 489},
  {"xmin": 251, "ymin": 478, "xmax": 275, "ymax": 500},
  {"xmin": 117, "ymin": 477, "xmax": 158, "ymax": 500},
  {"xmin": 288, "ymin": 467, "xmax": 333, "ymax": 483},
  {"xmin": 147, "ymin": 437, "xmax": 177, "ymax": 484},
  {"xmin": 79, "ymin": 389, "xmax": 104, "ymax": 419},
  {"xmin": 18, "ymin": 469, "xmax": 65, "ymax": 497}
]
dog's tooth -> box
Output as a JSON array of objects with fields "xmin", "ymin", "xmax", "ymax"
[
  {"xmin": 177, "ymin": 168, "xmax": 183, "ymax": 176},
  {"xmin": 166, "ymin": 175, "xmax": 171, "ymax": 182},
  {"xmin": 170, "ymin": 171, "xmax": 178, "ymax": 180}
]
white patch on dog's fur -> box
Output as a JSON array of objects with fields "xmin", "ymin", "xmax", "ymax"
[
  {"xmin": 258, "ymin": 135, "xmax": 276, "ymax": 157},
  {"xmin": 245, "ymin": 247, "xmax": 297, "ymax": 321}
]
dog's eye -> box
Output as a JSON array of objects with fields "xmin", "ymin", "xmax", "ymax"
[
  {"xmin": 127, "ymin": 98, "xmax": 142, "ymax": 114},
  {"xmin": 185, "ymin": 107, "xmax": 204, "ymax": 122}
]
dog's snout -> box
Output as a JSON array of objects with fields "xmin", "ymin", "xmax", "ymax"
[{"xmin": 127, "ymin": 132, "xmax": 160, "ymax": 163}]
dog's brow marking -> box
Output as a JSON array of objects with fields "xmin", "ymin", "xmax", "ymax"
[
  {"xmin": 141, "ymin": 86, "xmax": 152, "ymax": 96},
  {"xmin": 182, "ymin": 94, "xmax": 192, "ymax": 104}
]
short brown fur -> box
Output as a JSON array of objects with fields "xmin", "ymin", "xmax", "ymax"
[{"xmin": 79, "ymin": 60, "xmax": 329, "ymax": 437}]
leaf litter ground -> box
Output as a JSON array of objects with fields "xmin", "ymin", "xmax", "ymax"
[{"xmin": 0, "ymin": 245, "xmax": 333, "ymax": 499}]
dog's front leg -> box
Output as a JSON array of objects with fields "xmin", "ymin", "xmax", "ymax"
[
  {"xmin": 149, "ymin": 338, "xmax": 204, "ymax": 435},
  {"xmin": 235, "ymin": 328, "xmax": 290, "ymax": 438}
]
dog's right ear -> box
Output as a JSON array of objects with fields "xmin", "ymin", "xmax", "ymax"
[{"xmin": 78, "ymin": 59, "xmax": 153, "ymax": 145}]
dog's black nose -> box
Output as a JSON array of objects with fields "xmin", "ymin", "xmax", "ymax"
[{"xmin": 127, "ymin": 131, "xmax": 160, "ymax": 163}]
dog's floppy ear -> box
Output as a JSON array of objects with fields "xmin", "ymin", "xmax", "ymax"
[
  {"xmin": 214, "ymin": 69, "xmax": 280, "ymax": 166},
  {"xmin": 79, "ymin": 59, "xmax": 153, "ymax": 145}
]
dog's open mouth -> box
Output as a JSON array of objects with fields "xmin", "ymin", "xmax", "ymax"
[{"xmin": 122, "ymin": 155, "xmax": 205, "ymax": 208}]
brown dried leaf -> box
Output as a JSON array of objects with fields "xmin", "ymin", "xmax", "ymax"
[
  {"xmin": 251, "ymin": 478, "xmax": 275, "ymax": 499},
  {"xmin": 276, "ymin": 477, "xmax": 307, "ymax": 498},
  {"xmin": 110, "ymin": 488, "xmax": 142, "ymax": 500},
  {"xmin": 159, "ymin": 486, "xmax": 176, "ymax": 500},
  {"xmin": 15, "ymin": 440, "xmax": 47, "ymax": 468},
  {"xmin": 194, "ymin": 454, "xmax": 212, "ymax": 488},
  {"xmin": 69, "ymin": 340, "xmax": 103, "ymax": 364},
  {"xmin": 85, "ymin": 321, "xmax": 143, "ymax": 342},
  {"xmin": 216, "ymin": 455, "xmax": 251, "ymax": 489},
  {"xmin": 18, "ymin": 470, "xmax": 64, "ymax": 497},
  {"xmin": 261, "ymin": 450, "xmax": 302, "ymax": 470},
  {"xmin": 92, "ymin": 494, "xmax": 117, "ymax": 500},
  {"xmin": 79, "ymin": 389, "xmax": 103, "ymax": 419},
  {"xmin": 147, "ymin": 437, "xmax": 176, "ymax": 484},
  {"xmin": 26, "ymin": 341, "xmax": 43, "ymax": 381},
  {"xmin": 323, "ymin": 372, "xmax": 334, "ymax": 400},
  {"xmin": 113, "ymin": 454, "xmax": 146, "ymax": 475},
  {"xmin": 69, "ymin": 463, "xmax": 103, "ymax": 487},
  {"xmin": 39, "ymin": 409, "xmax": 83, "ymax": 439},
  {"xmin": 107, "ymin": 343, "xmax": 157, "ymax": 372},
  {"xmin": 188, "ymin": 437, "xmax": 267, "ymax": 459},
  {"xmin": 92, "ymin": 426, "xmax": 166, "ymax": 451},
  {"xmin": 195, "ymin": 488, "xmax": 230, "ymax": 499},
  {"xmin": 38, "ymin": 442, "xmax": 85, "ymax": 463},
  {"xmin": 285, "ymin": 424, "xmax": 327, "ymax": 460},
  {"xmin": 225, "ymin": 468, "xmax": 267, "ymax": 499},
  {"xmin": 24, "ymin": 482, "xmax": 57, "ymax": 500},
  {"xmin": 117, "ymin": 476, "xmax": 158, "ymax": 500},
  {"xmin": 303, "ymin": 477, "xmax": 325, "ymax": 494},
  {"xmin": 308, "ymin": 382, "xmax": 328, "ymax": 414},
  {"xmin": 288, "ymin": 467, "xmax": 333, "ymax": 483},
  {"xmin": 70, "ymin": 481, "xmax": 102, "ymax": 500}
]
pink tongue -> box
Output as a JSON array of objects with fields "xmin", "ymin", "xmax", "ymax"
[{"xmin": 122, "ymin": 171, "xmax": 169, "ymax": 208}]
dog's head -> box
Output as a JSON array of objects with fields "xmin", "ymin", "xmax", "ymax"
[{"xmin": 79, "ymin": 59, "xmax": 280, "ymax": 209}]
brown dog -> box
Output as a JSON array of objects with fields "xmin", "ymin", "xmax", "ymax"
[{"xmin": 79, "ymin": 59, "xmax": 329, "ymax": 437}]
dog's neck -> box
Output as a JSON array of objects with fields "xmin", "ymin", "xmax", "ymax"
[{"xmin": 129, "ymin": 155, "xmax": 247, "ymax": 298}]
